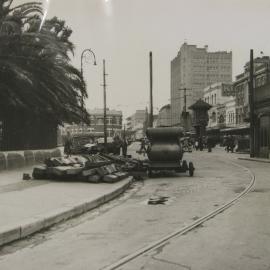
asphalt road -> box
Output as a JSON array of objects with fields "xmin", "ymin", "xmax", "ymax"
[{"xmin": 0, "ymin": 145, "xmax": 258, "ymax": 270}]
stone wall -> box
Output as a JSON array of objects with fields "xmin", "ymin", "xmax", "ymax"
[{"xmin": 0, "ymin": 148, "xmax": 62, "ymax": 171}]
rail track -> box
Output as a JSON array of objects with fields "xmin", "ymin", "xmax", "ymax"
[{"xmin": 102, "ymin": 160, "xmax": 256, "ymax": 270}]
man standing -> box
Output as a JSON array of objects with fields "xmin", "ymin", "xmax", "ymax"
[
  {"xmin": 64, "ymin": 131, "xmax": 72, "ymax": 155},
  {"xmin": 122, "ymin": 138, "xmax": 128, "ymax": 157},
  {"xmin": 113, "ymin": 135, "xmax": 122, "ymax": 155},
  {"xmin": 139, "ymin": 137, "xmax": 147, "ymax": 154}
]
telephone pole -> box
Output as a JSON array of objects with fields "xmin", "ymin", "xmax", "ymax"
[
  {"xmin": 178, "ymin": 87, "xmax": 192, "ymax": 130},
  {"xmin": 178, "ymin": 88, "xmax": 192, "ymax": 113},
  {"xmin": 102, "ymin": 59, "xmax": 108, "ymax": 149},
  {"xmin": 149, "ymin": 51, "xmax": 153, "ymax": 128},
  {"xmin": 248, "ymin": 49, "xmax": 255, "ymax": 158}
]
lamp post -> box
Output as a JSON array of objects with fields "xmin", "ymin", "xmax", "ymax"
[
  {"xmin": 80, "ymin": 49, "xmax": 97, "ymax": 78},
  {"xmin": 80, "ymin": 49, "xmax": 97, "ymax": 131},
  {"xmin": 102, "ymin": 59, "xmax": 108, "ymax": 151},
  {"xmin": 149, "ymin": 51, "xmax": 153, "ymax": 128}
]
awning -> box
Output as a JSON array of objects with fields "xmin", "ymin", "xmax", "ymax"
[{"xmin": 220, "ymin": 125, "xmax": 250, "ymax": 134}]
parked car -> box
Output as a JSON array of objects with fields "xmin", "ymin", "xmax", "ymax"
[
  {"xmin": 95, "ymin": 137, "xmax": 116, "ymax": 153},
  {"xmin": 69, "ymin": 134, "xmax": 94, "ymax": 154}
]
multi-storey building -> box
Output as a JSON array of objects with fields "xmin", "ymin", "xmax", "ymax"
[
  {"xmin": 203, "ymin": 82, "xmax": 234, "ymax": 128},
  {"xmin": 61, "ymin": 108, "xmax": 122, "ymax": 138},
  {"xmin": 126, "ymin": 109, "xmax": 147, "ymax": 140},
  {"xmin": 233, "ymin": 56, "xmax": 270, "ymax": 157},
  {"xmin": 233, "ymin": 56, "xmax": 270, "ymax": 125},
  {"xmin": 126, "ymin": 110, "xmax": 146, "ymax": 131},
  {"xmin": 88, "ymin": 108, "xmax": 122, "ymax": 137},
  {"xmin": 171, "ymin": 43, "xmax": 232, "ymax": 126}
]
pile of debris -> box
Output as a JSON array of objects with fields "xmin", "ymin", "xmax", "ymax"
[
  {"xmin": 32, "ymin": 154, "xmax": 129, "ymax": 183},
  {"xmin": 100, "ymin": 153, "xmax": 148, "ymax": 172}
]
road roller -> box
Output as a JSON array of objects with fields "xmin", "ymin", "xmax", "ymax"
[{"xmin": 145, "ymin": 127, "xmax": 194, "ymax": 177}]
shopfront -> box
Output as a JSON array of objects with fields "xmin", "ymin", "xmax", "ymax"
[
  {"xmin": 254, "ymin": 83, "xmax": 270, "ymax": 159},
  {"xmin": 257, "ymin": 114, "xmax": 270, "ymax": 158}
]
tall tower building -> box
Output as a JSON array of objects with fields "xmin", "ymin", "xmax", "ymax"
[{"xmin": 170, "ymin": 43, "xmax": 232, "ymax": 126}]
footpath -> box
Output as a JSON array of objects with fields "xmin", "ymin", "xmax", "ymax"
[{"xmin": 0, "ymin": 165, "xmax": 133, "ymax": 247}]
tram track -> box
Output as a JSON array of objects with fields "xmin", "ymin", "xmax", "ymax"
[{"xmin": 102, "ymin": 160, "xmax": 256, "ymax": 270}]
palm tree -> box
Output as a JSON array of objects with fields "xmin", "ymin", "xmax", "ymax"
[{"xmin": 0, "ymin": 0, "xmax": 89, "ymax": 150}]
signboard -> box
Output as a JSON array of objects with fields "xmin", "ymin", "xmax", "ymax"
[{"xmin": 222, "ymin": 84, "xmax": 235, "ymax": 96}]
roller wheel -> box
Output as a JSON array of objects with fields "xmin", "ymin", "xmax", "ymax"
[
  {"xmin": 188, "ymin": 162, "xmax": 194, "ymax": 177},
  {"xmin": 182, "ymin": 160, "xmax": 188, "ymax": 172}
]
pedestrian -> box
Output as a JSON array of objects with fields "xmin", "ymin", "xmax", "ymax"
[
  {"xmin": 206, "ymin": 136, "xmax": 212, "ymax": 152},
  {"xmin": 139, "ymin": 138, "xmax": 147, "ymax": 155},
  {"xmin": 223, "ymin": 136, "xmax": 229, "ymax": 152},
  {"xmin": 113, "ymin": 135, "xmax": 122, "ymax": 155},
  {"xmin": 195, "ymin": 139, "xmax": 199, "ymax": 151},
  {"xmin": 64, "ymin": 131, "xmax": 72, "ymax": 155},
  {"xmin": 228, "ymin": 135, "xmax": 235, "ymax": 153},
  {"xmin": 198, "ymin": 137, "xmax": 204, "ymax": 151},
  {"xmin": 122, "ymin": 138, "xmax": 128, "ymax": 157}
]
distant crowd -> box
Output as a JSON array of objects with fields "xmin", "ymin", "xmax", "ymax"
[{"xmin": 184, "ymin": 134, "xmax": 249, "ymax": 153}]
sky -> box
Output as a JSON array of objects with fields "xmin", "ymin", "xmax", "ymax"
[{"xmin": 37, "ymin": 0, "xmax": 270, "ymax": 119}]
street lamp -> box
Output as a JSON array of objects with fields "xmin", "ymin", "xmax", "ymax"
[
  {"xmin": 80, "ymin": 49, "xmax": 97, "ymax": 131},
  {"xmin": 102, "ymin": 59, "xmax": 108, "ymax": 151},
  {"xmin": 81, "ymin": 48, "xmax": 97, "ymax": 78}
]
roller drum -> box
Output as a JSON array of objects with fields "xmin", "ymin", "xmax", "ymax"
[
  {"xmin": 146, "ymin": 127, "xmax": 184, "ymax": 140},
  {"xmin": 147, "ymin": 142, "xmax": 182, "ymax": 162},
  {"xmin": 146, "ymin": 127, "xmax": 184, "ymax": 162}
]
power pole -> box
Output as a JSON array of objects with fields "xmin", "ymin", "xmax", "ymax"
[
  {"xmin": 102, "ymin": 59, "xmax": 108, "ymax": 150},
  {"xmin": 178, "ymin": 88, "xmax": 192, "ymax": 130},
  {"xmin": 248, "ymin": 49, "xmax": 255, "ymax": 158},
  {"xmin": 178, "ymin": 88, "xmax": 192, "ymax": 113},
  {"xmin": 149, "ymin": 51, "xmax": 153, "ymax": 128}
]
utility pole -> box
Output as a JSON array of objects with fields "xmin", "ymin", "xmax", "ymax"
[
  {"xmin": 178, "ymin": 87, "xmax": 192, "ymax": 130},
  {"xmin": 178, "ymin": 88, "xmax": 192, "ymax": 113},
  {"xmin": 248, "ymin": 49, "xmax": 255, "ymax": 158},
  {"xmin": 149, "ymin": 51, "xmax": 153, "ymax": 128},
  {"xmin": 123, "ymin": 124, "xmax": 126, "ymax": 140},
  {"xmin": 102, "ymin": 59, "xmax": 108, "ymax": 150}
]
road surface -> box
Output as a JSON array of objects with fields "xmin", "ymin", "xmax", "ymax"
[{"xmin": 0, "ymin": 146, "xmax": 265, "ymax": 270}]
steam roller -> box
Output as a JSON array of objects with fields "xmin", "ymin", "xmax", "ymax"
[{"xmin": 146, "ymin": 127, "xmax": 194, "ymax": 177}]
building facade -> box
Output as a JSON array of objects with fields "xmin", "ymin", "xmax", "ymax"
[
  {"xmin": 203, "ymin": 82, "xmax": 235, "ymax": 128},
  {"xmin": 254, "ymin": 82, "xmax": 270, "ymax": 158},
  {"xmin": 88, "ymin": 108, "xmax": 122, "ymax": 137},
  {"xmin": 234, "ymin": 56, "xmax": 270, "ymax": 158},
  {"xmin": 126, "ymin": 109, "xmax": 147, "ymax": 140},
  {"xmin": 233, "ymin": 56, "xmax": 270, "ymax": 125},
  {"xmin": 171, "ymin": 43, "xmax": 232, "ymax": 126},
  {"xmin": 61, "ymin": 108, "xmax": 122, "ymax": 138}
]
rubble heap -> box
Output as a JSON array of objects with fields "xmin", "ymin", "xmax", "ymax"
[
  {"xmin": 32, "ymin": 154, "xmax": 129, "ymax": 183},
  {"xmin": 100, "ymin": 153, "xmax": 148, "ymax": 172}
]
